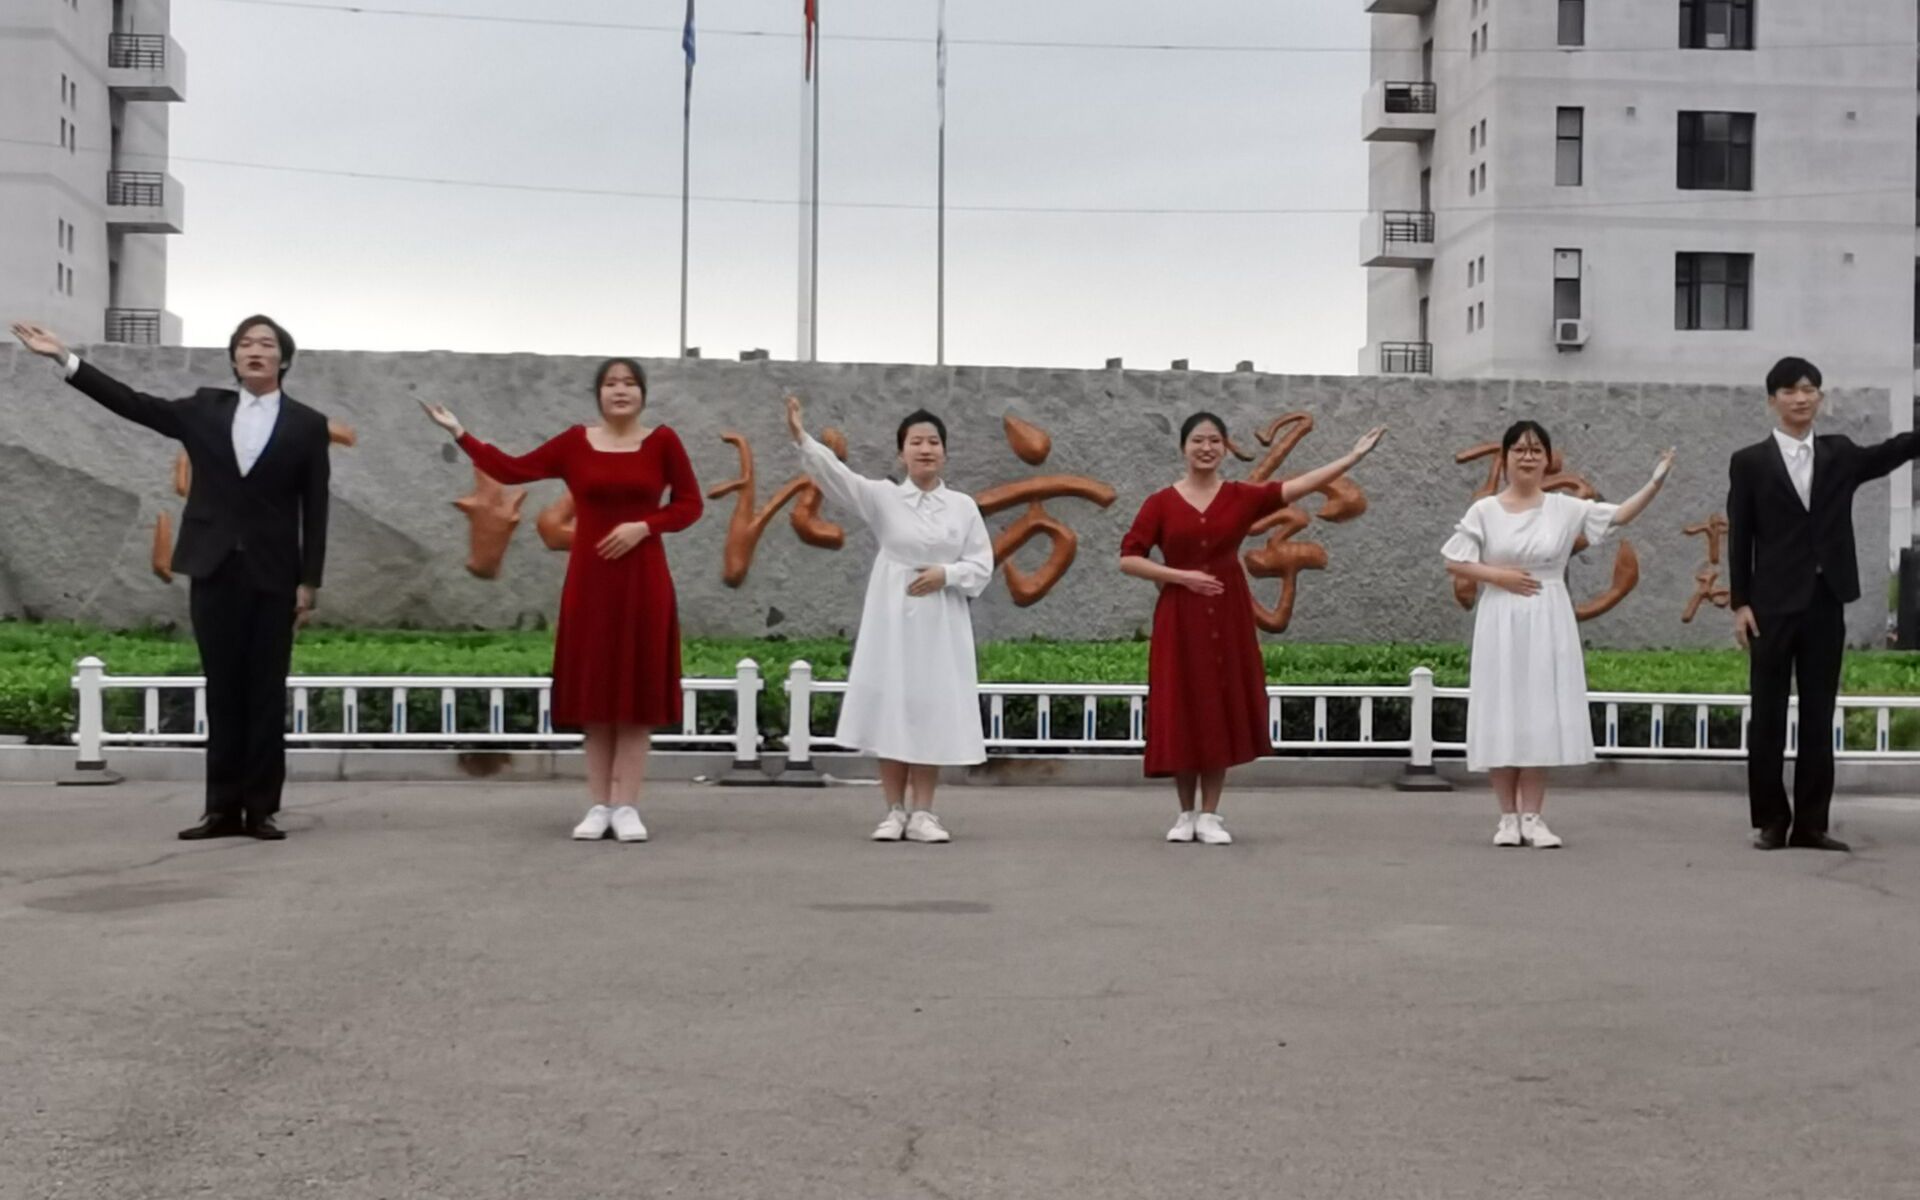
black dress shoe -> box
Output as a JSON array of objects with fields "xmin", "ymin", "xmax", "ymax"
[
  {"xmin": 1751, "ymin": 825, "xmax": 1788, "ymax": 851},
  {"xmin": 178, "ymin": 814, "xmax": 246, "ymax": 841},
  {"xmin": 243, "ymin": 814, "xmax": 287, "ymax": 841},
  {"xmin": 1788, "ymin": 831, "xmax": 1850, "ymax": 852}
]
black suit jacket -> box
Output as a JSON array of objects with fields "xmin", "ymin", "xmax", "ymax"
[
  {"xmin": 69, "ymin": 360, "xmax": 331, "ymax": 592},
  {"xmin": 1727, "ymin": 431, "xmax": 1919, "ymax": 615}
]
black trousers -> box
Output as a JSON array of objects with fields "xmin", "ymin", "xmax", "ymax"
[
  {"xmin": 188, "ymin": 555, "xmax": 296, "ymax": 821},
  {"xmin": 1747, "ymin": 581, "xmax": 1846, "ymax": 834}
]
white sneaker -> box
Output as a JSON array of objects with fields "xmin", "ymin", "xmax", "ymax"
[
  {"xmin": 905, "ymin": 811, "xmax": 951, "ymax": 844},
  {"xmin": 1193, "ymin": 813, "xmax": 1233, "ymax": 845},
  {"xmin": 572, "ymin": 804, "xmax": 613, "ymax": 841},
  {"xmin": 1167, "ymin": 811, "xmax": 1198, "ymax": 843},
  {"xmin": 871, "ymin": 808, "xmax": 908, "ymax": 842},
  {"xmin": 1493, "ymin": 814, "xmax": 1522, "ymax": 847},
  {"xmin": 1521, "ymin": 813, "xmax": 1563, "ymax": 849},
  {"xmin": 611, "ymin": 805, "xmax": 648, "ymax": 843}
]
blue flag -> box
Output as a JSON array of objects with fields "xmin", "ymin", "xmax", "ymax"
[{"xmin": 683, "ymin": 0, "xmax": 696, "ymax": 68}]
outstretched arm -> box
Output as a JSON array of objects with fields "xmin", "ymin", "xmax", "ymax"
[
  {"xmin": 1853, "ymin": 431, "xmax": 1920, "ymax": 483},
  {"xmin": 13, "ymin": 320, "xmax": 188, "ymax": 439},
  {"xmin": 1279, "ymin": 426, "xmax": 1386, "ymax": 504},
  {"xmin": 787, "ymin": 393, "xmax": 881, "ymax": 522},
  {"xmin": 1606, "ymin": 448, "xmax": 1675, "ymax": 528},
  {"xmin": 420, "ymin": 399, "xmax": 571, "ymax": 485}
]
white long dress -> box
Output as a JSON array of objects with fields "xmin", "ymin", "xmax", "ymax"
[
  {"xmin": 796, "ymin": 433, "xmax": 995, "ymax": 764},
  {"xmin": 1442, "ymin": 493, "xmax": 1620, "ymax": 772}
]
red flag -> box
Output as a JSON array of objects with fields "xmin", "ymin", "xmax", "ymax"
[{"xmin": 804, "ymin": 0, "xmax": 817, "ymax": 80}]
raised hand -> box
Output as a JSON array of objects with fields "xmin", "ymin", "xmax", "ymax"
[
  {"xmin": 785, "ymin": 393, "xmax": 806, "ymax": 443},
  {"xmin": 1177, "ymin": 570, "xmax": 1225, "ymax": 597},
  {"xmin": 10, "ymin": 321, "xmax": 67, "ymax": 361},
  {"xmin": 417, "ymin": 399, "xmax": 464, "ymax": 438},
  {"xmin": 1351, "ymin": 425, "xmax": 1388, "ymax": 459},
  {"xmin": 1652, "ymin": 447, "xmax": 1677, "ymax": 484}
]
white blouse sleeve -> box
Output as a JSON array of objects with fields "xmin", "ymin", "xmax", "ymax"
[
  {"xmin": 1441, "ymin": 501, "xmax": 1487, "ymax": 563},
  {"xmin": 795, "ymin": 432, "xmax": 883, "ymax": 525},
  {"xmin": 1574, "ymin": 497, "xmax": 1623, "ymax": 547},
  {"xmin": 944, "ymin": 500, "xmax": 996, "ymax": 599}
]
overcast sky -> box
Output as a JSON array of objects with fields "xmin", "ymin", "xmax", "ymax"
[{"xmin": 165, "ymin": 0, "xmax": 1371, "ymax": 372}]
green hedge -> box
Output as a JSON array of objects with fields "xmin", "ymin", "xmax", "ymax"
[{"xmin": 6, "ymin": 621, "xmax": 1920, "ymax": 746}]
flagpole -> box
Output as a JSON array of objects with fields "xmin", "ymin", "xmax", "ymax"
[
  {"xmin": 808, "ymin": 4, "xmax": 821, "ymax": 363},
  {"xmin": 678, "ymin": 1, "xmax": 694, "ymax": 357},
  {"xmin": 935, "ymin": 0, "xmax": 946, "ymax": 367},
  {"xmin": 797, "ymin": 2, "xmax": 816, "ymax": 362}
]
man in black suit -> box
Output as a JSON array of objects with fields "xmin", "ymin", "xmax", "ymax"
[
  {"xmin": 1727, "ymin": 356, "xmax": 1919, "ymax": 852},
  {"xmin": 12, "ymin": 316, "xmax": 331, "ymax": 841}
]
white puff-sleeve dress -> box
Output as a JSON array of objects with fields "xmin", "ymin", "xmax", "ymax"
[
  {"xmin": 1442, "ymin": 493, "xmax": 1620, "ymax": 772},
  {"xmin": 796, "ymin": 433, "xmax": 994, "ymax": 765}
]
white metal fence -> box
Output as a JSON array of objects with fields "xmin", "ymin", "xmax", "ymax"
[{"xmin": 64, "ymin": 655, "xmax": 1920, "ymax": 778}]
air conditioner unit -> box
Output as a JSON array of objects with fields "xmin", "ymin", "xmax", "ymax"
[{"xmin": 1554, "ymin": 318, "xmax": 1589, "ymax": 349}]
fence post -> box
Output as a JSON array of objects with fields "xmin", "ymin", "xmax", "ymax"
[
  {"xmin": 717, "ymin": 658, "xmax": 767, "ymax": 785},
  {"xmin": 1394, "ymin": 666, "xmax": 1451, "ymax": 792},
  {"xmin": 773, "ymin": 659, "xmax": 825, "ymax": 787},
  {"xmin": 62, "ymin": 656, "xmax": 123, "ymax": 786}
]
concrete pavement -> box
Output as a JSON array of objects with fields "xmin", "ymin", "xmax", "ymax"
[{"xmin": 3, "ymin": 781, "xmax": 1918, "ymax": 1199}]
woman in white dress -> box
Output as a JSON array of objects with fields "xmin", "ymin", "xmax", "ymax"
[
  {"xmin": 785, "ymin": 394, "xmax": 995, "ymax": 843},
  {"xmin": 1442, "ymin": 421, "xmax": 1674, "ymax": 848}
]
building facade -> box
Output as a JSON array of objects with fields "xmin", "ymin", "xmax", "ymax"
[
  {"xmin": 1361, "ymin": 0, "xmax": 1918, "ymax": 552},
  {"xmin": 1, "ymin": 0, "xmax": 186, "ymax": 346}
]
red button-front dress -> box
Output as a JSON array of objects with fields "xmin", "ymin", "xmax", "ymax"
[
  {"xmin": 1120, "ymin": 481, "xmax": 1289, "ymax": 777},
  {"xmin": 456, "ymin": 425, "xmax": 703, "ymax": 729}
]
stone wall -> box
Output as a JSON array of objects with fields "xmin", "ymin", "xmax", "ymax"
[{"xmin": 0, "ymin": 345, "xmax": 1894, "ymax": 648}]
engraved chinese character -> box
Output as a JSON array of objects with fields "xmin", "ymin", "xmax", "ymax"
[
  {"xmin": 708, "ymin": 428, "xmax": 850, "ymax": 587},
  {"xmin": 974, "ymin": 415, "xmax": 1117, "ymax": 606},
  {"xmin": 1229, "ymin": 413, "xmax": 1369, "ymax": 634}
]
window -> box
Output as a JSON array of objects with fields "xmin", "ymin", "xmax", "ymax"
[
  {"xmin": 1468, "ymin": 307, "xmax": 1477, "ymax": 334},
  {"xmin": 1681, "ymin": 0, "xmax": 1754, "ymax": 50},
  {"xmin": 1477, "ymin": 301, "xmax": 1486, "ymax": 329},
  {"xmin": 1470, "ymin": 124, "xmax": 1479, "ymax": 153},
  {"xmin": 1678, "ymin": 111, "xmax": 1754, "ymax": 190},
  {"xmin": 1468, "ymin": 259, "xmax": 1478, "ymax": 288},
  {"xmin": 1471, "ymin": 28, "xmax": 1481, "ymax": 57},
  {"xmin": 1559, "ymin": 0, "xmax": 1585, "ymax": 46},
  {"xmin": 1469, "ymin": 168, "xmax": 1478, "ymax": 197},
  {"xmin": 1675, "ymin": 252, "xmax": 1752, "ymax": 330},
  {"xmin": 1553, "ymin": 249, "xmax": 1583, "ymax": 320},
  {"xmin": 57, "ymin": 217, "xmax": 66, "ymax": 247},
  {"xmin": 1555, "ymin": 107, "xmax": 1584, "ymax": 186},
  {"xmin": 1477, "ymin": 162, "xmax": 1488, "ymax": 191},
  {"xmin": 1479, "ymin": 118, "xmax": 1488, "ymax": 146}
]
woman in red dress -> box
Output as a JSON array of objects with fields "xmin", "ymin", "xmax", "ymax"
[
  {"xmin": 419, "ymin": 359, "xmax": 703, "ymax": 844},
  {"xmin": 1119, "ymin": 412, "xmax": 1383, "ymax": 845}
]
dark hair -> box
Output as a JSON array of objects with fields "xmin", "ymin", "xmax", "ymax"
[
  {"xmin": 227, "ymin": 315, "xmax": 295, "ymax": 378},
  {"xmin": 1500, "ymin": 420, "xmax": 1552, "ymax": 461},
  {"xmin": 1179, "ymin": 411, "xmax": 1227, "ymax": 445},
  {"xmin": 1766, "ymin": 356, "xmax": 1822, "ymax": 395},
  {"xmin": 594, "ymin": 357, "xmax": 648, "ymax": 406},
  {"xmin": 896, "ymin": 409, "xmax": 948, "ymax": 450}
]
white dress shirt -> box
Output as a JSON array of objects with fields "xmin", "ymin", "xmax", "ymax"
[
  {"xmin": 65, "ymin": 351, "xmax": 281, "ymax": 475},
  {"xmin": 1772, "ymin": 427, "xmax": 1814, "ymax": 510}
]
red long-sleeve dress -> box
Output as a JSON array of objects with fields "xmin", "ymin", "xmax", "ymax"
[
  {"xmin": 1120, "ymin": 482, "xmax": 1289, "ymax": 777},
  {"xmin": 457, "ymin": 425, "xmax": 703, "ymax": 729}
]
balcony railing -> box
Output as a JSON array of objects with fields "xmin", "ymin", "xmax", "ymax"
[
  {"xmin": 105, "ymin": 309, "xmax": 163, "ymax": 345},
  {"xmin": 1379, "ymin": 342, "xmax": 1433, "ymax": 374},
  {"xmin": 1381, "ymin": 209, "xmax": 1436, "ymax": 245},
  {"xmin": 107, "ymin": 170, "xmax": 167, "ymax": 208},
  {"xmin": 108, "ymin": 33, "xmax": 167, "ymax": 70},
  {"xmin": 1382, "ymin": 81, "xmax": 1438, "ymax": 114}
]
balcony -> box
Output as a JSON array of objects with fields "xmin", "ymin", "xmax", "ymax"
[
  {"xmin": 1379, "ymin": 341, "xmax": 1433, "ymax": 374},
  {"xmin": 1364, "ymin": 0, "xmax": 1436, "ymax": 14},
  {"xmin": 106, "ymin": 33, "xmax": 187, "ymax": 102},
  {"xmin": 1360, "ymin": 209, "xmax": 1435, "ymax": 268},
  {"xmin": 1363, "ymin": 80, "xmax": 1438, "ymax": 142},
  {"xmin": 106, "ymin": 170, "xmax": 185, "ymax": 234},
  {"xmin": 105, "ymin": 309, "xmax": 163, "ymax": 345}
]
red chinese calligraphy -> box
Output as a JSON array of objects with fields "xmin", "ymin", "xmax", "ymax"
[
  {"xmin": 708, "ymin": 428, "xmax": 850, "ymax": 587},
  {"xmin": 975, "ymin": 415, "xmax": 1117, "ymax": 606}
]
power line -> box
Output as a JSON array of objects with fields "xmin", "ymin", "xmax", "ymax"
[
  {"xmin": 4, "ymin": 132, "xmax": 1907, "ymax": 219},
  {"xmin": 204, "ymin": 0, "xmax": 1920, "ymax": 55}
]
